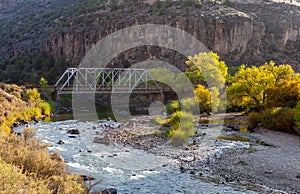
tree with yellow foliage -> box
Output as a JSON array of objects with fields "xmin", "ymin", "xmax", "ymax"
[
  {"xmin": 265, "ymin": 79, "xmax": 300, "ymax": 109},
  {"xmin": 227, "ymin": 61, "xmax": 297, "ymax": 111},
  {"xmin": 185, "ymin": 51, "xmax": 227, "ymax": 112},
  {"xmin": 185, "ymin": 51, "xmax": 228, "ymax": 88}
]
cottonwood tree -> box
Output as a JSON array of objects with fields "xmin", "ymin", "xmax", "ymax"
[
  {"xmin": 185, "ymin": 51, "xmax": 228, "ymax": 88},
  {"xmin": 227, "ymin": 61, "xmax": 297, "ymax": 111}
]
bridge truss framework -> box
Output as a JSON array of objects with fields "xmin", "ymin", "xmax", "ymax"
[{"xmin": 54, "ymin": 68, "xmax": 163, "ymax": 95}]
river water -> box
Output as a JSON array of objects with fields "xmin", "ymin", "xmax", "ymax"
[{"xmin": 30, "ymin": 119, "xmax": 271, "ymax": 194}]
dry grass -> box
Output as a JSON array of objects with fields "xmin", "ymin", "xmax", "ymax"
[{"xmin": 0, "ymin": 128, "xmax": 86, "ymax": 194}]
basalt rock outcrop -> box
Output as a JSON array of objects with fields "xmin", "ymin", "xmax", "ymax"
[{"xmin": 45, "ymin": 1, "xmax": 300, "ymax": 70}]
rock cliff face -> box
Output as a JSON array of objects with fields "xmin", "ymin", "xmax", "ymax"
[{"xmin": 45, "ymin": 1, "xmax": 300, "ymax": 70}]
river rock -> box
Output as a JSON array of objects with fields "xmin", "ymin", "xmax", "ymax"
[
  {"xmin": 67, "ymin": 129, "xmax": 80, "ymax": 134},
  {"xmin": 40, "ymin": 114, "xmax": 48, "ymax": 120},
  {"xmin": 20, "ymin": 119, "xmax": 29, "ymax": 125},
  {"xmin": 179, "ymin": 156, "xmax": 195, "ymax": 162},
  {"xmin": 226, "ymin": 124, "xmax": 240, "ymax": 131},
  {"xmin": 13, "ymin": 121, "xmax": 21, "ymax": 127},
  {"xmin": 264, "ymin": 170, "xmax": 273, "ymax": 174},
  {"xmin": 222, "ymin": 126, "xmax": 233, "ymax": 132},
  {"xmin": 57, "ymin": 140, "xmax": 65, "ymax": 145},
  {"xmin": 31, "ymin": 116, "xmax": 39, "ymax": 123},
  {"xmin": 100, "ymin": 188, "xmax": 117, "ymax": 194},
  {"xmin": 198, "ymin": 123, "xmax": 209, "ymax": 129},
  {"xmin": 12, "ymin": 130, "xmax": 22, "ymax": 136}
]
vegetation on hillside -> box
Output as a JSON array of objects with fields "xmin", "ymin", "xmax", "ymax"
[
  {"xmin": 0, "ymin": 0, "xmax": 107, "ymax": 54},
  {"xmin": 2, "ymin": 0, "xmax": 299, "ymax": 85},
  {"xmin": 0, "ymin": 53, "xmax": 73, "ymax": 84},
  {"xmin": 0, "ymin": 0, "xmax": 107, "ymax": 84}
]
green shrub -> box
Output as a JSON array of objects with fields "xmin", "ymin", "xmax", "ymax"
[
  {"xmin": 166, "ymin": 100, "xmax": 180, "ymax": 114},
  {"xmin": 168, "ymin": 111, "xmax": 194, "ymax": 145},
  {"xmin": 247, "ymin": 111, "xmax": 261, "ymax": 130},
  {"xmin": 39, "ymin": 77, "xmax": 53, "ymax": 101},
  {"xmin": 166, "ymin": 98, "xmax": 199, "ymax": 114},
  {"xmin": 261, "ymin": 107, "xmax": 294, "ymax": 133}
]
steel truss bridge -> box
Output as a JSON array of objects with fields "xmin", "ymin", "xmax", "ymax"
[{"xmin": 54, "ymin": 68, "xmax": 165, "ymax": 95}]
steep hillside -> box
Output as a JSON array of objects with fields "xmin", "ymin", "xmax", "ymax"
[
  {"xmin": 0, "ymin": 0, "xmax": 107, "ymax": 83},
  {"xmin": 0, "ymin": 0, "xmax": 107, "ymax": 59},
  {"xmin": 0, "ymin": 0, "xmax": 299, "ymax": 84}
]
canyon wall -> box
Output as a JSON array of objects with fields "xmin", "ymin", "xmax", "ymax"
[{"xmin": 45, "ymin": 1, "xmax": 300, "ymax": 70}]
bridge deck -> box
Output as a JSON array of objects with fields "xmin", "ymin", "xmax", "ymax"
[{"xmin": 58, "ymin": 87, "xmax": 168, "ymax": 94}]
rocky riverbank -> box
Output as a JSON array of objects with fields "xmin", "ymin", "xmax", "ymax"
[{"xmin": 90, "ymin": 114, "xmax": 295, "ymax": 193}]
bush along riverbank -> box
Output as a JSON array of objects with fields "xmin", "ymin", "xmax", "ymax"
[
  {"xmin": 0, "ymin": 83, "xmax": 88, "ymax": 193},
  {"xmin": 0, "ymin": 83, "xmax": 51, "ymax": 134}
]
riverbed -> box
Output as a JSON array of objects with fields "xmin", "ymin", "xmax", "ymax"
[{"xmin": 29, "ymin": 115, "xmax": 286, "ymax": 193}]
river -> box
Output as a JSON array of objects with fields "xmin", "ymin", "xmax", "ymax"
[{"xmin": 29, "ymin": 117, "xmax": 279, "ymax": 194}]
